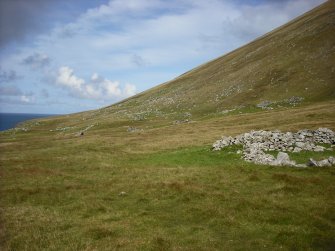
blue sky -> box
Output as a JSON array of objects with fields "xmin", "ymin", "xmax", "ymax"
[{"xmin": 0, "ymin": 0, "xmax": 325, "ymax": 114}]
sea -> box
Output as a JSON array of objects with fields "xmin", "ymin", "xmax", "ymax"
[{"xmin": 0, "ymin": 113, "xmax": 56, "ymax": 131}]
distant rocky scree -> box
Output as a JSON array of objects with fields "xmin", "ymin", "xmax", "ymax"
[{"xmin": 212, "ymin": 128, "xmax": 335, "ymax": 167}]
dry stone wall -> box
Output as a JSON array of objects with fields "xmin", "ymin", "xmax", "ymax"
[{"xmin": 212, "ymin": 128, "xmax": 335, "ymax": 167}]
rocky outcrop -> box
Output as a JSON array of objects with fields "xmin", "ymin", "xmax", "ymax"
[{"xmin": 212, "ymin": 128, "xmax": 335, "ymax": 167}]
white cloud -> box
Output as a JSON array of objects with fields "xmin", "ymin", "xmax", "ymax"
[
  {"xmin": 20, "ymin": 95, "xmax": 31, "ymax": 103},
  {"xmin": 56, "ymin": 66, "xmax": 136, "ymax": 100},
  {"xmin": 57, "ymin": 66, "xmax": 84, "ymax": 90},
  {"xmin": 102, "ymin": 80, "xmax": 122, "ymax": 97}
]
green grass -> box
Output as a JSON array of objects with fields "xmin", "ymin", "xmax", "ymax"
[
  {"xmin": 132, "ymin": 145, "xmax": 243, "ymax": 167},
  {"xmin": 290, "ymin": 149, "xmax": 334, "ymax": 164},
  {"xmin": 1, "ymin": 140, "xmax": 335, "ymax": 250}
]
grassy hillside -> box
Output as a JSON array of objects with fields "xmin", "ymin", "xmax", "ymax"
[
  {"xmin": 103, "ymin": 0, "xmax": 335, "ymax": 121},
  {"xmin": 1, "ymin": 1, "xmax": 335, "ymax": 250}
]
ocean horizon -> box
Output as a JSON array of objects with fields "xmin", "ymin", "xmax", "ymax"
[{"xmin": 0, "ymin": 113, "xmax": 57, "ymax": 131}]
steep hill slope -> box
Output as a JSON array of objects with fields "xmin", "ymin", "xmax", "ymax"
[{"xmin": 101, "ymin": 0, "xmax": 335, "ymax": 120}]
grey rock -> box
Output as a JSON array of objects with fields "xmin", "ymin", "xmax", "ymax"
[
  {"xmin": 308, "ymin": 157, "xmax": 334, "ymax": 167},
  {"xmin": 295, "ymin": 142, "xmax": 305, "ymax": 148},
  {"xmin": 272, "ymin": 152, "xmax": 296, "ymax": 166},
  {"xmin": 293, "ymin": 147, "xmax": 302, "ymax": 153},
  {"xmin": 277, "ymin": 152, "xmax": 289, "ymax": 162},
  {"xmin": 173, "ymin": 119, "xmax": 190, "ymax": 125},
  {"xmin": 212, "ymin": 128, "xmax": 335, "ymax": 167},
  {"xmin": 285, "ymin": 96, "xmax": 304, "ymax": 105},
  {"xmin": 318, "ymin": 159, "xmax": 332, "ymax": 167},
  {"xmin": 212, "ymin": 136, "xmax": 233, "ymax": 150},
  {"xmin": 127, "ymin": 127, "xmax": 143, "ymax": 133},
  {"xmin": 257, "ymin": 101, "xmax": 272, "ymax": 109},
  {"xmin": 328, "ymin": 156, "xmax": 335, "ymax": 165},
  {"xmin": 308, "ymin": 158, "xmax": 318, "ymax": 167},
  {"xmin": 317, "ymin": 128, "xmax": 334, "ymax": 134},
  {"xmin": 314, "ymin": 145, "xmax": 325, "ymax": 152}
]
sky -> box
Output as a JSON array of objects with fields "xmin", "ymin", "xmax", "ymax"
[{"xmin": 0, "ymin": 0, "xmax": 326, "ymax": 114}]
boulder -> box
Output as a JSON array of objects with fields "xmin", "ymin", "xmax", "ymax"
[
  {"xmin": 272, "ymin": 152, "xmax": 296, "ymax": 166},
  {"xmin": 317, "ymin": 159, "xmax": 332, "ymax": 167},
  {"xmin": 308, "ymin": 157, "xmax": 334, "ymax": 167}
]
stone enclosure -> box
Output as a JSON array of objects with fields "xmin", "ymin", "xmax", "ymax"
[{"xmin": 212, "ymin": 128, "xmax": 335, "ymax": 167}]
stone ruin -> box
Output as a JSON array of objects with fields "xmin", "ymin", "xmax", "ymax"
[{"xmin": 212, "ymin": 128, "xmax": 335, "ymax": 167}]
